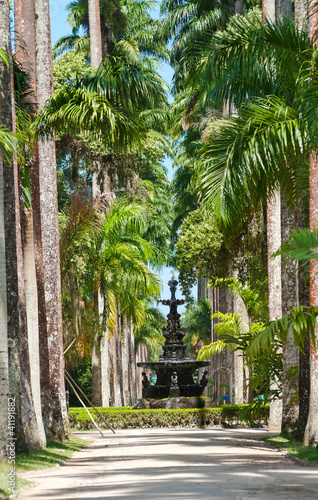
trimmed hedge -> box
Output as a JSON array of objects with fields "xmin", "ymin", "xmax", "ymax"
[{"xmin": 69, "ymin": 404, "xmax": 269, "ymax": 430}]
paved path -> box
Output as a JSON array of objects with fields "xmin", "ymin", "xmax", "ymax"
[{"xmin": 15, "ymin": 428, "xmax": 318, "ymax": 500}]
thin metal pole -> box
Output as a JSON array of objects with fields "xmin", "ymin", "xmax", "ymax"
[
  {"xmin": 65, "ymin": 374, "xmax": 104, "ymax": 437},
  {"xmin": 65, "ymin": 368, "xmax": 115, "ymax": 434}
]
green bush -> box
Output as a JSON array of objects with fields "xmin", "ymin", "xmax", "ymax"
[{"xmin": 69, "ymin": 404, "xmax": 269, "ymax": 430}]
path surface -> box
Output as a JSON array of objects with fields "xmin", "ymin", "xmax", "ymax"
[{"xmin": 15, "ymin": 428, "xmax": 318, "ymax": 500}]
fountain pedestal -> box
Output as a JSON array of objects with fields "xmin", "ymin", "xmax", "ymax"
[{"xmin": 137, "ymin": 275, "xmax": 210, "ymax": 400}]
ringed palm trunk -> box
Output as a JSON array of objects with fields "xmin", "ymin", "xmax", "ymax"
[
  {"xmin": 267, "ymin": 191, "xmax": 283, "ymax": 432},
  {"xmin": 0, "ymin": 1, "xmax": 10, "ymax": 454},
  {"xmin": 14, "ymin": 0, "xmax": 46, "ymax": 446},
  {"xmin": 0, "ymin": 0, "xmax": 44, "ymax": 451},
  {"xmin": 88, "ymin": 0, "xmax": 115, "ymax": 407},
  {"xmin": 0, "ymin": 146, "xmax": 8, "ymax": 457},
  {"xmin": 34, "ymin": 0, "xmax": 68, "ymax": 439},
  {"xmin": 304, "ymin": 150, "xmax": 318, "ymax": 444},
  {"xmin": 303, "ymin": 0, "xmax": 318, "ymax": 446},
  {"xmin": 23, "ymin": 208, "xmax": 46, "ymax": 445},
  {"xmin": 281, "ymin": 201, "xmax": 299, "ymax": 432},
  {"xmin": 263, "ymin": 0, "xmax": 299, "ymax": 434},
  {"xmin": 88, "ymin": 0, "xmax": 103, "ymax": 67}
]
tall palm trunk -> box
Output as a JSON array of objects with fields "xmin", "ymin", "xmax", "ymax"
[
  {"xmin": 304, "ymin": 150, "xmax": 318, "ymax": 444},
  {"xmin": 281, "ymin": 201, "xmax": 299, "ymax": 432},
  {"xmin": 88, "ymin": 0, "xmax": 103, "ymax": 67},
  {"xmin": 23, "ymin": 208, "xmax": 46, "ymax": 445},
  {"xmin": 267, "ymin": 191, "xmax": 283, "ymax": 431},
  {"xmin": 14, "ymin": 0, "xmax": 46, "ymax": 446},
  {"xmin": 303, "ymin": 0, "xmax": 318, "ymax": 446},
  {"xmin": 34, "ymin": 0, "xmax": 68, "ymax": 439},
  {"xmin": 0, "ymin": 0, "xmax": 44, "ymax": 451},
  {"xmin": 263, "ymin": 0, "xmax": 299, "ymax": 433},
  {"xmin": 0, "ymin": 1, "xmax": 10, "ymax": 456},
  {"xmin": 88, "ymin": 0, "xmax": 114, "ymax": 407}
]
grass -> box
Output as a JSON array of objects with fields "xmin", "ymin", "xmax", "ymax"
[
  {"xmin": 263, "ymin": 434, "xmax": 318, "ymax": 462},
  {"xmin": 0, "ymin": 433, "xmax": 88, "ymax": 499}
]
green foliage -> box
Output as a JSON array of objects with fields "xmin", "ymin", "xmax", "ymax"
[
  {"xmin": 197, "ymin": 311, "xmax": 281, "ymax": 402},
  {"xmin": 53, "ymin": 51, "xmax": 91, "ymax": 93},
  {"xmin": 209, "ymin": 277, "xmax": 268, "ymax": 322},
  {"xmin": 69, "ymin": 403, "xmax": 269, "ymax": 429},
  {"xmin": 60, "ymin": 195, "xmax": 165, "ymax": 370},
  {"xmin": 68, "ymin": 359, "xmax": 92, "ymax": 406},
  {"xmin": 247, "ymin": 306, "xmax": 318, "ymax": 359},
  {"xmin": 134, "ymin": 305, "xmax": 166, "ymax": 361},
  {"xmin": 181, "ymin": 298, "xmax": 211, "ymax": 357},
  {"xmin": 53, "ymin": 0, "xmax": 168, "ymax": 64},
  {"xmin": 174, "ymin": 207, "xmax": 224, "ymax": 302},
  {"xmin": 0, "ymin": 49, "xmax": 9, "ymax": 65},
  {"xmin": 275, "ymin": 227, "xmax": 318, "ymax": 270},
  {"xmin": 0, "ymin": 125, "xmax": 24, "ymax": 164}
]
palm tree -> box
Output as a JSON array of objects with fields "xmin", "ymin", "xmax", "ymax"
[
  {"xmin": 60, "ymin": 197, "xmax": 162, "ymax": 405},
  {"xmin": 53, "ymin": 0, "xmax": 168, "ymax": 63},
  {"xmin": 192, "ymin": 14, "xmax": 318, "ymax": 438},
  {"xmin": 34, "ymin": 0, "xmax": 68, "ymax": 439}
]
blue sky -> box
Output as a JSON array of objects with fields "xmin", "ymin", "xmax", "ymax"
[{"xmin": 49, "ymin": 0, "xmax": 196, "ymax": 309}]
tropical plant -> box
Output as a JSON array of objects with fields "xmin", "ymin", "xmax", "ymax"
[
  {"xmin": 197, "ymin": 312, "xmax": 280, "ymax": 402},
  {"xmin": 174, "ymin": 206, "xmax": 224, "ymax": 303},
  {"xmin": 53, "ymin": 0, "xmax": 168, "ymax": 63},
  {"xmin": 181, "ymin": 298, "xmax": 211, "ymax": 357},
  {"xmin": 134, "ymin": 304, "xmax": 166, "ymax": 361}
]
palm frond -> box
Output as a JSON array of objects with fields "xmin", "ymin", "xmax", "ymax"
[
  {"xmin": 197, "ymin": 339, "xmax": 227, "ymax": 360},
  {"xmin": 275, "ymin": 227, "xmax": 318, "ymax": 267}
]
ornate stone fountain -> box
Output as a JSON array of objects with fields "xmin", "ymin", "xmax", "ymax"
[{"xmin": 137, "ymin": 274, "xmax": 210, "ymax": 400}]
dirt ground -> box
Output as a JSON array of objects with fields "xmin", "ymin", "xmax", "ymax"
[{"xmin": 12, "ymin": 428, "xmax": 318, "ymax": 500}]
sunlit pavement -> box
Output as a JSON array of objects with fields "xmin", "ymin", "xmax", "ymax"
[{"xmin": 14, "ymin": 428, "xmax": 318, "ymax": 499}]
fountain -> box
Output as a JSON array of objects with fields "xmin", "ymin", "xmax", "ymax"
[{"xmin": 137, "ymin": 274, "xmax": 210, "ymax": 401}]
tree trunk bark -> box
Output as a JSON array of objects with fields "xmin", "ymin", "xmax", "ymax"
[
  {"xmin": 281, "ymin": 200, "xmax": 299, "ymax": 433},
  {"xmin": 14, "ymin": 0, "xmax": 47, "ymax": 447},
  {"xmin": 88, "ymin": 0, "xmax": 103, "ymax": 67},
  {"xmin": 231, "ymin": 272, "xmax": 247, "ymax": 404},
  {"xmin": 34, "ymin": 0, "xmax": 68, "ymax": 439},
  {"xmin": 304, "ymin": 0, "xmax": 318, "ymax": 447},
  {"xmin": 304, "ymin": 151, "xmax": 318, "ymax": 445},
  {"xmin": 91, "ymin": 281, "xmax": 110, "ymax": 406},
  {"xmin": 0, "ymin": 3, "xmax": 9, "ymax": 453},
  {"xmin": 275, "ymin": 0, "xmax": 292, "ymax": 19},
  {"xmin": 298, "ymin": 260, "xmax": 310, "ymax": 434},
  {"xmin": 23, "ymin": 208, "xmax": 46, "ymax": 445},
  {"xmin": 267, "ymin": 190, "xmax": 283, "ymax": 432},
  {"xmin": 294, "ymin": 0, "xmax": 307, "ymax": 27},
  {"xmin": 0, "ymin": 140, "xmax": 8, "ymax": 456}
]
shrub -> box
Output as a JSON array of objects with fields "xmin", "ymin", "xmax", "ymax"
[{"xmin": 69, "ymin": 404, "xmax": 269, "ymax": 430}]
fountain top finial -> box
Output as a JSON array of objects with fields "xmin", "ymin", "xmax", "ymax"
[
  {"xmin": 159, "ymin": 271, "xmax": 185, "ymax": 308},
  {"xmin": 168, "ymin": 270, "xmax": 178, "ymax": 301}
]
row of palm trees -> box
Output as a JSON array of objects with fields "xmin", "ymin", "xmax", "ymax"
[
  {"xmin": 0, "ymin": 0, "xmax": 172, "ymax": 454},
  {"xmin": 167, "ymin": 0, "xmax": 318, "ymax": 445},
  {"xmin": 3, "ymin": 0, "xmax": 318, "ymax": 453}
]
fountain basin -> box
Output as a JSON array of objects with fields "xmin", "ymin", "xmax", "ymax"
[{"xmin": 138, "ymin": 360, "xmax": 210, "ymax": 399}]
